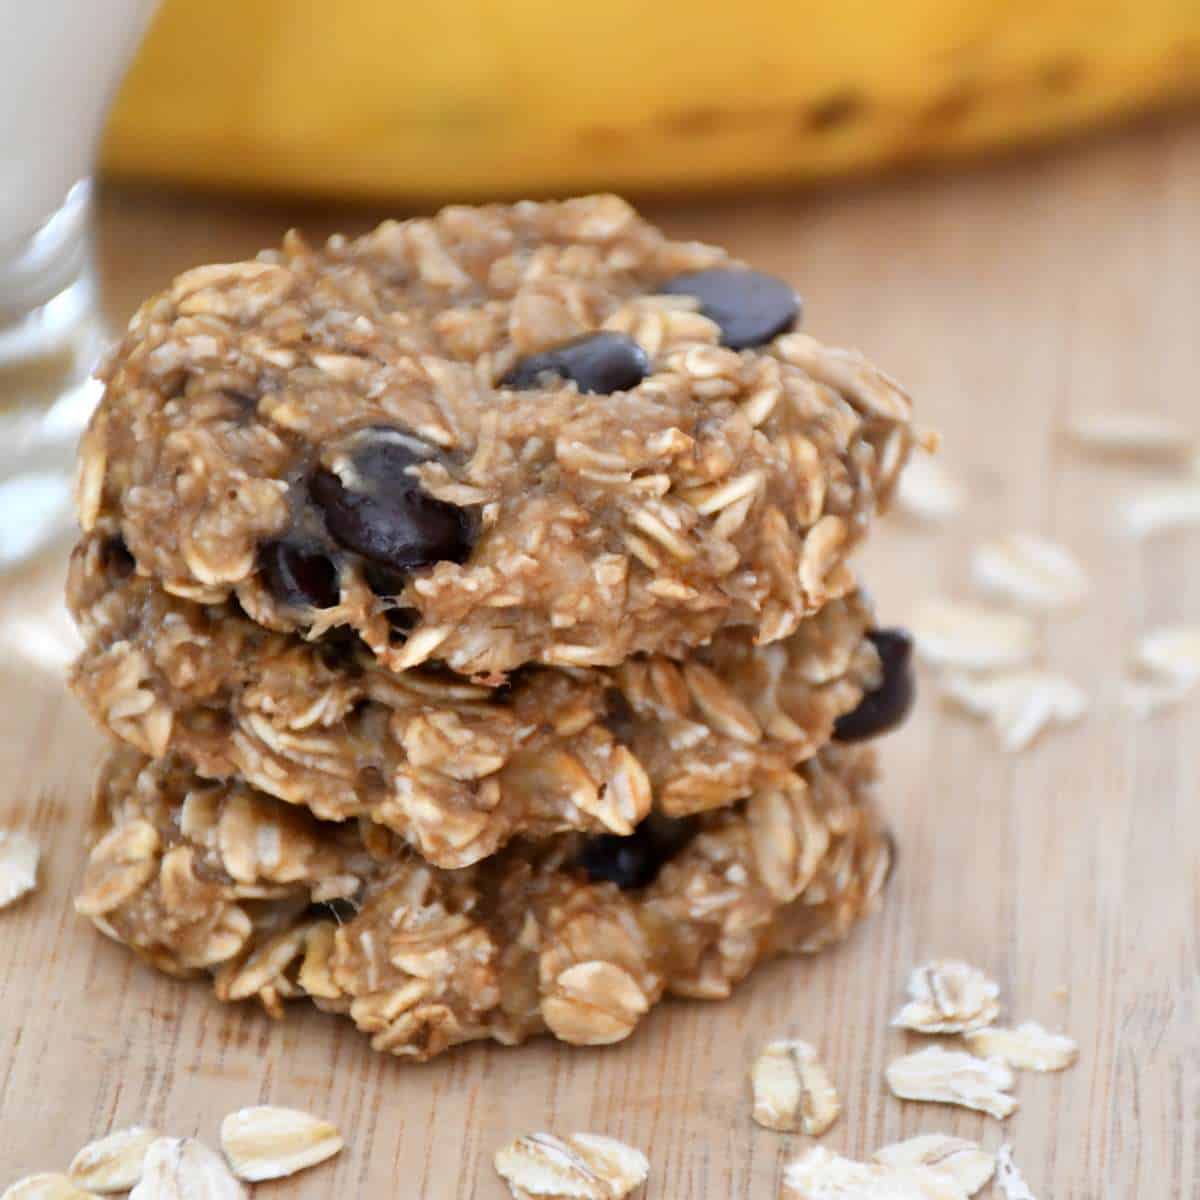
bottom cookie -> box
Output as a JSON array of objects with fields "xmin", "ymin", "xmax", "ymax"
[{"xmin": 77, "ymin": 744, "xmax": 891, "ymax": 1060}]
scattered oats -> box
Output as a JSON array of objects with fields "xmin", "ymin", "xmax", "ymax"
[
  {"xmin": 892, "ymin": 959, "xmax": 1000, "ymax": 1034},
  {"xmin": 219, "ymin": 1106, "xmax": 343, "ymax": 1182},
  {"xmin": 885, "ymin": 1045, "xmax": 1017, "ymax": 1120},
  {"xmin": 1135, "ymin": 627, "xmax": 1200, "ymax": 684},
  {"xmin": 994, "ymin": 1146, "xmax": 1037, "ymax": 1200},
  {"xmin": 494, "ymin": 1133, "xmax": 649, "ymax": 1200},
  {"xmin": 1067, "ymin": 410, "xmax": 1194, "ymax": 458},
  {"xmin": 895, "ymin": 452, "xmax": 964, "ymax": 522},
  {"xmin": 873, "ymin": 1135, "xmax": 995, "ymax": 1196},
  {"xmin": 971, "ymin": 533, "xmax": 1089, "ymax": 612},
  {"xmin": 129, "ymin": 1138, "xmax": 245, "ymax": 1200},
  {"xmin": 1118, "ymin": 480, "xmax": 1200, "ymax": 538},
  {"xmin": 963, "ymin": 1021, "xmax": 1078, "ymax": 1072},
  {"xmin": 1053, "ymin": 985, "xmax": 1069, "ymax": 1001},
  {"xmin": 0, "ymin": 1176, "xmax": 97, "ymax": 1200},
  {"xmin": 0, "ymin": 831, "xmax": 39, "ymax": 909},
  {"xmin": 911, "ymin": 601, "xmax": 1035, "ymax": 672},
  {"xmin": 940, "ymin": 669, "xmax": 1087, "ymax": 752},
  {"xmin": 69, "ymin": 1127, "xmax": 159, "ymax": 1193},
  {"xmin": 751, "ymin": 1039, "xmax": 841, "ymax": 1135},
  {"xmin": 781, "ymin": 1147, "xmax": 966, "ymax": 1200}
]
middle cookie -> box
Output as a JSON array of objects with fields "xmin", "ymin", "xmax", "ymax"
[{"xmin": 69, "ymin": 531, "xmax": 884, "ymax": 868}]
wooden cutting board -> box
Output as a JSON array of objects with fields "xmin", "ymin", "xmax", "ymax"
[{"xmin": 2, "ymin": 116, "xmax": 1197, "ymax": 1198}]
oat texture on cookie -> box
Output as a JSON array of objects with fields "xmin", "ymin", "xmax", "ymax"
[
  {"xmin": 76, "ymin": 196, "xmax": 915, "ymax": 678},
  {"xmin": 66, "ymin": 196, "xmax": 919, "ymax": 1061}
]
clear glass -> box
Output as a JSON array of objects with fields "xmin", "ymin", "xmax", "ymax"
[{"xmin": 0, "ymin": 0, "xmax": 161, "ymax": 567}]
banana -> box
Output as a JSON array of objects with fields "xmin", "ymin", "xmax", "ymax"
[{"xmin": 103, "ymin": 0, "xmax": 1200, "ymax": 199}]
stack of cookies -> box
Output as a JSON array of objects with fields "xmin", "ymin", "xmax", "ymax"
[{"xmin": 67, "ymin": 197, "xmax": 918, "ymax": 1060}]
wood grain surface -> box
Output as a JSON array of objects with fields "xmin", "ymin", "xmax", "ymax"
[{"xmin": 2, "ymin": 117, "xmax": 1198, "ymax": 1198}]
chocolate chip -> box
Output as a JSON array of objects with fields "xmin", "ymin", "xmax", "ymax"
[
  {"xmin": 310, "ymin": 429, "xmax": 475, "ymax": 575},
  {"xmin": 576, "ymin": 813, "xmax": 695, "ymax": 891},
  {"xmin": 258, "ymin": 539, "xmax": 339, "ymax": 609},
  {"xmin": 834, "ymin": 628, "xmax": 916, "ymax": 742},
  {"xmin": 659, "ymin": 267, "xmax": 800, "ymax": 349},
  {"xmin": 501, "ymin": 332, "xmax": 649, "ymax": 394},
  {"xmin": 364, "ymin": 563, "xmax": 408, "ymax": 598}
]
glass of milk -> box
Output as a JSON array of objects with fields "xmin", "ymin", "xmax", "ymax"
[{"xmin": 0, "ymin": 0, "xmax": 160, "ymax": 566}]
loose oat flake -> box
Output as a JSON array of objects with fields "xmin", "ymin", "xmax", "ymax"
[
  {"xmin": 0, "ymin": 831, "xmax": 39, "ymax": 909},
  {"xmin": 940, "ymin": 670, "xmax": 1087, "ymax": 752},
  {"xmin": 1135, "ymin": 627, "xmax": 1200, "ymax": 684},
  {"xmin": 0, "ymin": 1176, "xmax": 97, "ymax": 1200},
  {"xmin": 69, "ymin": 1127, "xmax": 159, "ymax": 1193},
  {"xmin": 895, "ymin": 453, "xmax": 964, "ymax": 523},
  {"xmin": 971, "ymin": 533, "xmax": 1089, "ymax": 612},
  {"xmin": 963, "ymin": 1021, "xmax": 1078, "ymax": 1072},
  {"xmin": 781, "ymin": 1147, "xmax": 966, "ymax": 1200},
  {"xmin": 751, "ymin": 1039, "xmax": 841, "ymax": 1134},
  {"xmin": 892, "ymin": 959, "xmax": 1000, "ymax": 1034},
  {"xmin": 219, "ymin": 1106, "xmax": 343, "ymax": 1182},
  {"xmin": 129, "ymin": 1138, "xmax": 245, "ymax": 1200},
  {"xmin": 1118, "ymin": 480, "xmax": 1200, "ymax": 538},
  {"xmin": 885, "ymin": 1045, "xmax": 1017, "ymax": 1120},
  {"xmin": 911, "ymin": 601, "xmax": 1035, "ymax": 672},
  {"xmin": 494, "ymin": 1133, "xmax": 648, "ymax": 1200},
  {"xmin": 1066, "ymin": 410, "xmax": 1194, "ymax": 459},
  {"xmin": 873, "ymin": 1136, "xmax": 995, "ymax": 1196},
  {"xmin": 994, "ymin": 1146, "xmax": 1037, "ymax": 1200}
]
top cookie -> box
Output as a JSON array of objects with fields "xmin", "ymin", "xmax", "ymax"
[{"xmin": 78, "ymin": 196, "xmax": 916, "ymax": 678}]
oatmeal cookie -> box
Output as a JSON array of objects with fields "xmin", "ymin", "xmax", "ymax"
[
  {"xmin": 68, "ymin": 532, "xmax": 909, "ymax": 868},
  {"xmin": 76, "ymin": 196, "xmax": 916, "ymax": 678},
  {"xmin": 77, "ymin": 743, "xmax": 890, "ymax": 1060}
]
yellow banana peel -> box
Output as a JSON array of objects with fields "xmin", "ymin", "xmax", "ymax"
[{"xmin": 103, "ymin": 0, "xmax": 1200, "ymax": 200}]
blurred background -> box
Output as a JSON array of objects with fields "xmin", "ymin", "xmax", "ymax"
[
  {"xmin": 1, "ymin": 5, "xmax": 1198, "ymax": 1194},
  {"xmin": 2, "ymin": 0, "xmax": 1198, "ymax": 568}
]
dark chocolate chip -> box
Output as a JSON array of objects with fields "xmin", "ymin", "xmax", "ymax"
[
  {"xmin": 501, "ymin": 332, "xmax": 649, "ymax": 394},
  {"xmin": 834, "ymin": 628, "xmax": 916, "ymax": 742},
  {"xmin": 310, "ymin": 429, "xmax": 475, "ymax": 575},
  {"xmin": 576, "ymin": 813, "xmax": 696, "ymax": 891},
  {"xmin": 659, "ymin": 267, "xmax": 800, "ymax": 350},
  {"xmin": 364, "ymin": 563, "xmax": 408, "ymax": 598},
  {"xmin": 600, "ymin": 687, "xmax": 637, "ymax": 745},
  {"xmin": 258, "ymin": 539, "xmax": 339, "ymax": 609},
  {"xmin": 101, "ymin": 535, "xmax": 136, "ymax": 578}
]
